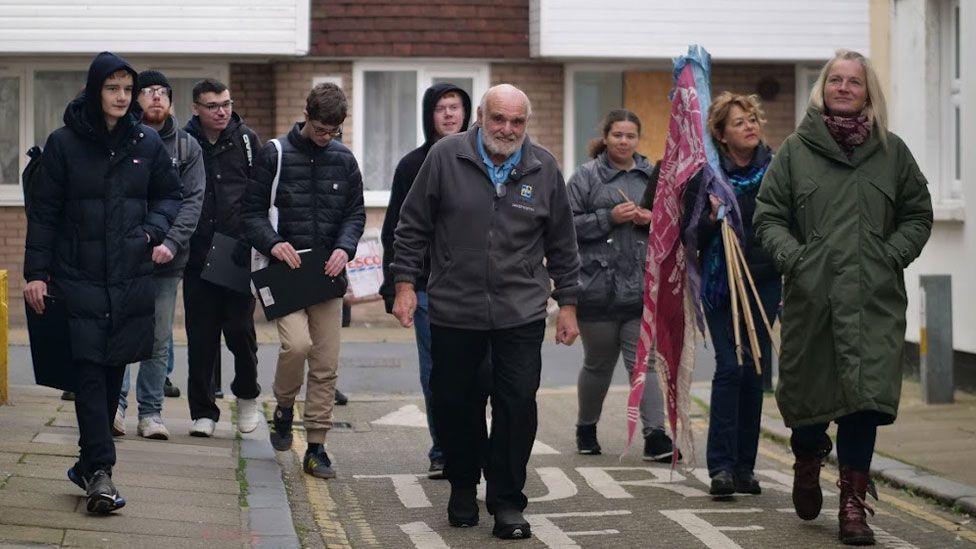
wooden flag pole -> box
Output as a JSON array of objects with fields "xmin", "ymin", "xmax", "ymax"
[
  {"xmin": 721, "ymin": 220, "xmax": 743, "ymax": 366},
  {"xmin": 731, "ymin": 240, "xmax": 763, "ymax": 376},
  {"xmin": 729, "ymin": 231, "xmax": 779, "ymax": 356}
]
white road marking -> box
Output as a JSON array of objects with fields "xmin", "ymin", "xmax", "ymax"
[
  {"xmin": 371, "ymin": 405, "xmax": 429, "ymax": 428},
  {"xmin": 476, "ymin": 467, "xmax": 578, "ymax": 503},
  {"xmin": 660, "ymin": 508, "xmax": 764, "ymax": 549},
  {"xmin": 532, "ymin": 440, "xmax": 560, "ymax": 455},
  {"xmin": 774, "ymin": 509, "xmax": 920, "ymax": 548},
  {"xmin": 577, "ymin": 466, "xmax": 709, "ymax": 498},
  {"xmin": 400, "ymin": 521, "xmax": 450, "ymax": 549},
  {"xmin": 527, "ymin": 510, "xmax": 632, "ymax": 548},
  {"xmin": 354, "ymin": 474, "xmax": 430, "ymax": 508}
]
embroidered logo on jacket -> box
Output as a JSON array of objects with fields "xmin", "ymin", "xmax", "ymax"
[{"xmin": 520, "ymin": 184, "xmax": 533, "ymax": 201}]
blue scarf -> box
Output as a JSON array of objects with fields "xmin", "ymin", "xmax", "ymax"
[{"xmin": 701, "ymin": 151, "xmax": 772, "ymax": 312}]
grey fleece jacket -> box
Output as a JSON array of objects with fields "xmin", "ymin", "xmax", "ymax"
[
  {"xmin": 155, "ymin": 115, "xmax": 205, "ymax": 275},
  {"xmin": 392, "ymin": 128, "xmax": 580, "ymax": 330}
]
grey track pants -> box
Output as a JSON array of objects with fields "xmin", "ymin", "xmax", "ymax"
[{"xmin": 576, "ymin": 317, "xmax": 665, "ymax": 438}]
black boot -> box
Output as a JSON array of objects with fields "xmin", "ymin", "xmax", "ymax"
[
  {"xmin": 447, "ymin": 486, "xmax": 478, "ymax": 527},
  {"xmin": 163, "ymin": 377, "xmax": 181, "ymax": 398},
  {"xmin": 492, "ymin": 508, "xmax": 531, "ymax": 540},
  {"xmin": 270, "ymin": 405, "xmax": 294, "ymax": 451},
  {"xmin": 334, "ymin": 389, "xmax": 348, "ymax": 406},
  {"xmin": 792, "ymin": 434, "xmax": 833, "ymax": 520},
  {"xmin": 710, "ymin": 470, "xmax": 735, "ymax": 497},
  {"xmin": 576, "ymin": 424, "xmax": 601, "ymax": 455},
  {"xmin": 735, "ymin": 470, "xmax": 762, "ymax": 495}
]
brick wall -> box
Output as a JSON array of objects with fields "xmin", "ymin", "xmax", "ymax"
[
  {"xmin": 230, "ymin": 63, "xmax": 275, "ymax": 142},
  {"xmin": 311, "ymin": 0, "xmax": 529, "ymax": 58},
  {"xmin": 272, "ymin": 62, "xmax": 354, "ymax": 142},
  {"xmin": 1, "ymin": 207, "xmax": 26, "ymax": 326},
  {"xmin": 490, "ymin": 62, "xmax": 564, "ymax": 165},
  {"xmin": 712, "ymin": 63, "xmax": 797, "ymax": 150}
]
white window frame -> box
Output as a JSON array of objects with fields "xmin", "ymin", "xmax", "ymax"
[
  {"xmin": 940, "ymin": 0, "xmax": 963, "ymax": 206},
  {"xmin": 562, "ymin": 62, "xmax": 669, "ymax": 177},
  {"xmin": 352, "ymin": 60, "xmax": 490, "ymax": 208},
  {"xmin": 0, "ymin": 57, "xmax": 228, "ymax": 206},
  {"xmin": 794, "ymin": 64, "xmax": 822, "ymax": 127}
]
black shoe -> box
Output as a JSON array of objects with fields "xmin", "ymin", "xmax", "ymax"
[
  {"xmin": 710, "ymin": 470, "xmax": 736, "ymax": 498},
  {"xmin": 576, "ymin": 424, "xmax": 601, "ymax": 455},
  {"xmin": 643, "ymin": 429, "xmax": 680, "ymax": 463},
  {"xmin": 492, "ymin": 508, "xmax": 531, "ymax": 540},
  {"xmin": 334, "ymin": 389, "xmax": 348, "ymax": 406},
  {"xmin": 214, "ymin": 387, "xmax": 224, "ymax": 399},
  {"xmin": 448, "ymin": 486, "xmax": 478, "ymax": 527},
  {"xmin": 67, "ymin": 465, "xmax": 86, "ymax": 492},
  {"xmin": 269, "ymin": 406, "xmax": 294, "ymax": 452},
  {"xmin": 428, "ymin": 458, "xmax": 446, "ymax": 480},
  {"xmin": 61, "ymin": 391, "xmax": 75, "ymax": 401},
  {"xmin": 163, "ymin": 378, "xmax": 180, "ymax": 398},
  {"xmin": 735, "ymin": 471, "xmax": 762, "ymax": 495},
  {"xmin": 85, "ymin": 470, "xmax": 126, "ymax": 514},
  {"xmin": 303, "ymin": 447, "xmax": 336, "ymax": 479}
]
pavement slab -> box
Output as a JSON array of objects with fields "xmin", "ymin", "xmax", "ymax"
[
  {"xmin": 0, "ymin": 524, "xmax": 65, "ymax": 546},
  {"xmin": 60, "ymin": 530, "xmax": 250, "ymax": 548}
]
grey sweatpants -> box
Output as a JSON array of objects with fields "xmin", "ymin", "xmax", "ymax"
[{"xmin": 576, "ymin": 317, "xmax": 665, "ymax": 438}]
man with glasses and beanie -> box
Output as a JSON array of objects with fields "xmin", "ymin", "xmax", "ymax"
[
  {"xmin": 244, "ymin": 82, "xmax": 365, "ymax": 479},
  {"xmin": 183, "ymin": 79, "xmax": 263, "ymax": 438},
  {"xmin": 114, "ymin": 70, "xmax": 205, "ymax": 440}
]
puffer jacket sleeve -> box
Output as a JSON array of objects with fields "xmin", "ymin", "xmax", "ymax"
[
  {"xmin": 243, "ymin": 141, "xmax": 285, "ymax": 256},
  {"xmin": 333, "ymin": 155, "xmax": 366, "ymax": 260},
  {"xmin": 567, "ymin": 164, "xmax": 613, "ymax": 242},
  {"xmin": 545, "ymin": 168, "xmax": 581, "ymax": 306},
  {"xmin": 24, "ymin": 135, "xmax": 67, "ymax": 282},
  {"xmin": 885, "ymin": 139, "xmax": 933, "ymax": 269},
  {"xmin": 754, "ymin": 139, "xmax": 805, "ymax": 275},
  {"xmin": 143, "ymin": 138, "xmax": 182, "ymax": 246},
  {"xmin": 392, "ymin": 149, "xmax": 440, "ymax": 285}
]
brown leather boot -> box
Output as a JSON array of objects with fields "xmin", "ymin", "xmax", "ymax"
[
  {"xmin": 791, "ymin": 434, "xmax": 832, "ymax": 520},
  {"xmin": 837, "ymin": 466, "xmax": 877, "ymax": 545}
]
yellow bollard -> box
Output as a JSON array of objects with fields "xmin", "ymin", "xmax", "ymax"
[{"xmin": 0, "ymin": 270, "xmax": 7, "ymax": 405}]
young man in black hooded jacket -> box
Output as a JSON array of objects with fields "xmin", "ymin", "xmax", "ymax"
[
  {"xmin": 379, "ymin": 82, "xmax": 472, "ymax": 478},
  {"xmin": 24, "ymin": 51, "xmax": 181, "ymax": 514}
]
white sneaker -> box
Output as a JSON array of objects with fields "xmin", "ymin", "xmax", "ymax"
[
  {"xmin": 137, "ymin": 416, "xmax": 170, "ymax": 440},
  {"xmin": 112, "ymin": 409, "xmax": 126, "ymax": 437},
  {"xmin": 190, "ymin": 418, "xmax": 216, "ymax": 437},
  {"xmin": 236, "ymin": 398, "xmax": 262, "ymax": 434}
]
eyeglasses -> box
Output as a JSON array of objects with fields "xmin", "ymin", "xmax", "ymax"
[
  {"xmin": 141, "ymin": 87, "xmax": 169, "ymax": 98},
  {"xmin": 309, "ymin": 124, "xmax": 342, "ymax": 138},
  {"xmin": 195, "ymin": 100, "xmax": 234, "ymax": 113}
]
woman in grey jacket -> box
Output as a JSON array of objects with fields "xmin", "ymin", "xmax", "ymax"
[{"xmin": 567, "ymin": 109, "xmax": 676, "ymax": 461}]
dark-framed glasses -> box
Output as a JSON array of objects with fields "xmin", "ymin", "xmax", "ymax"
[
  {"xmin": 309, "ymin": 123, "xmax": 342, "ymax": 138},
  {"xmin": 195, "ymin": 100, "xmax": 234, "ymax": 113}
]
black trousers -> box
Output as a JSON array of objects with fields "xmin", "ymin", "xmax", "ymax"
[
  {"xmin": 430, "ymin": 320, "xmax": 544, "ymax": 514},
  {"xmin": 791, "ymin": 411, "xmax": 883, "ymax": 472},
  {"xmin": 183, "ymin": 269, "xmax": 260, "ymax": 421},
  {"xmin": 74, "ymin": 361, "xmax": 125, "ymax": 475}
]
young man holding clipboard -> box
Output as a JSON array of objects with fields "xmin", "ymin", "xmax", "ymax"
[{"xmin": 243, "ymin": 83, "xmax": 365, "ymax": 479}]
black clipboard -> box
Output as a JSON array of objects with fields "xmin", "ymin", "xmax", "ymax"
[
  {"xmin": 25, "ymin": 295, "xmax": 76, "ymax": 392},
  {"xmin": 201, "ymin": 232, "xmax": 252, "ymax": 294},
  {"xmin": 250, "ymin": 248, "xmax": 348, "ymax": 321}
]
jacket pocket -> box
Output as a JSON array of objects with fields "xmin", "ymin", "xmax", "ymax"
[
  {"xmin": 795, "ymin": 177, "xmax": 820, "ymax": 241},
  {"xmin": 863, "ymin": 176, "xmax": 896, "ymax": 238}
]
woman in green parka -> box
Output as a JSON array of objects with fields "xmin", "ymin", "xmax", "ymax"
[{"xmin": 754, "ymin": 49, "xmax": 932, "ymax": 546}]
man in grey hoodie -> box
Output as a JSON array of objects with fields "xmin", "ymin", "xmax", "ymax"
[{"xmin": 116, "ymin": 70, "xmax": 205, "ymax": 440}]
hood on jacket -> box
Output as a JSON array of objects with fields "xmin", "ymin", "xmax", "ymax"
[
  {"xmin": 795, "ymin": 106, "xmax": 881, "ymax": 166},
  {"xmin": 154, "ymin": 115, "xmax": 180, "ymax": 141},
  {"xmin": 595, "ymin": 151, "xmax": 654, "ymax": 184},
  {"xmin": 63, "ymin": 52, "xmax": 140, "ymax": 143},
  {"xmin": 421, "ymin": 82, "xmax": 472, "ymax": 146},
  {"xmin": 185, "ymin": 111, "xmax": 244, "ymax": 144}
]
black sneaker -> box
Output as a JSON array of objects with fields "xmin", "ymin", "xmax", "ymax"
[
  {"xmin": 448, "ymin": 486, "xmax": 478, "ymax": 527},
  {"xmin": 85, "ymin": 469, "xmax": 126, "ymax": 514},
  {"xmin": 576, "ymin": 424, "xmax": 601, "ymax": 455},
  {"xmin": 163, "ymin": 377, "xmax": 181, "ymax": 398},
  {"xmin": 303, "ymin": 447, "xmax": 336, "ymax": 479},
  {"xmin": 67, "ymin": 465, "xmax": 86, "ymax": 492},
  {"xmin": 61, "ymin": 391, "xmax": 75, "ymax": 401},
  {"xmin": 269, "ymin": 406, "xmax": 294, "ymax": 452},
  {"xmin": 334, "ymin": 389, "xmax": 348, "ymax": 406},
  {"xmin": 643, "ymin": 429, "xmax": 680, "ymax": 463},
  {"xmin": 735, "ymin": 471, "xmax": 762, "ymax": 495},
  {"xmin": 492, "ymin": 508, "xmax": 531, "ymax": 540},
  {"xmin": 710, "ymin": 470, "xmax": 736, "ymax": 498},
  {"xmin": 427, "ymin": 458, "xmax": 446, "ymax": 480}
]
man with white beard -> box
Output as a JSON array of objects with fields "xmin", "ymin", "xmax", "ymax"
[
  {"xmin": 115, "ymin": 70, "xmax": 204, "ymax": 440},
  {"xmin": 391, "ymin": 84, "xmax": 580, "ymax": 541}
]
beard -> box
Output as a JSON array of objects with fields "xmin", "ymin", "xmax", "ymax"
[
  {"xmin": 142, "ymin": 106, "xmax": 169, "ymax": 125},
  {"xmin": 484, "ymin": 131, "xmax": 524, "ymax": 158}
]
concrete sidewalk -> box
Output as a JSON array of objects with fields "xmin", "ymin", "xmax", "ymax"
[
  {"xmin": 0, "ymin": 385, "xmax": 297, "ymax": 548},
  {"xmin": 692, "ymin": 379, "xmax": 976, "ymax": 516}
]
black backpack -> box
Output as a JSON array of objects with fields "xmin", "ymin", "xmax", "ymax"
[{"xmin": 22, "ymin": 146, "xmax": 43, "ymax": 213}]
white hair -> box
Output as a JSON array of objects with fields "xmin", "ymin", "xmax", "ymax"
[{"xmin": 478, "ymin": 83, "xmax": 533, "ymax": 118}]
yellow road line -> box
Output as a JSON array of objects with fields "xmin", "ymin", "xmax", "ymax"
[{"xmin": 291, "ymin": 419, "xmax": 352, "ymax": 548}]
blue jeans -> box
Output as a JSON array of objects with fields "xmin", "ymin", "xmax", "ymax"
[
  {"xmin": 705, "ymin": 277, "xmax": 781, "ymax": 477},
  {"xmin": 415, "ymin": 291, "xmax": 442, "ymax": 462},
  {"xmin": 120, "ymin": 274, "xmax": 181, "ymax": 419}
]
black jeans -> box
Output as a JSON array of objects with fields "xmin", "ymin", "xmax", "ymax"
[
  {"xmin": 430, "ymin": 320, "xmax": 544, "ymax": 514},
  {"xmin": 74, "ymin": 361, "xmax": 126, "ymax": 475},
  {"xmin": 791, "ymin": 411, "xmax": 882, "ymax": 473},
  {"xmin": 183, "ymin": 269, "xmax": 260, "ymax": 421},
  {"xmin": 705, "ymin": 277, "xmax": 781, "ymax": 477}
]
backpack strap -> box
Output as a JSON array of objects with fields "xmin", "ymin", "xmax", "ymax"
[{"xmin": 267, "ymin": 138, "xmax": 282, "ymax": 231}]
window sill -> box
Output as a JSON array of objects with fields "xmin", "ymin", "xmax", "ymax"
[{"xmin": 933, "ymin": 202, "xmax": 965, "ymax": 223}]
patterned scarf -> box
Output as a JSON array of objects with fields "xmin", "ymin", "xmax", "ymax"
[
  {"xmin": 822, "ymin": 113, "xmax": 870, "ymax": 158},
  {"xmin": 700, "ymin": 153, "xmax": 771, "ymax": 311}
]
